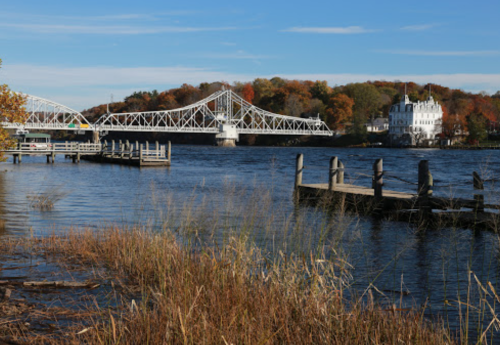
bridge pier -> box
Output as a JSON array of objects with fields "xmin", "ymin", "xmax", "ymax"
[{"xmin": 215, "ymin": 124, "xmax": 238, "ymax": 147}]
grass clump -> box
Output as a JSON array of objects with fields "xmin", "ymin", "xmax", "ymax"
[
  {"xmin": 8, "ymin": 227, "xmax": 453, "ymax": 345},
  {"xmin": 27, "ymin": 187, "xmax": 67, "ymax": 211}
]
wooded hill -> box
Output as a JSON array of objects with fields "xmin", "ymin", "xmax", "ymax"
[{"xmin": 82, "ymin": 79, "xmax": 500, "ymax": 144}]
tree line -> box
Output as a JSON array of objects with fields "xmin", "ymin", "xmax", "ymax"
[{"xmin": 83, "ymin": 78, "xmax": 500, "ymax": 144}]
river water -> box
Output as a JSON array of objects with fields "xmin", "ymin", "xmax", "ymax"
[{"xmin": 1, "ymin": 145, "xmax": 500, "ymax": 340}]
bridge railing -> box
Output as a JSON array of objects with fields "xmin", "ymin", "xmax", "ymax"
[{"xmin": 10, "ymin": 142, "xmax": 102, "ymax": 152}]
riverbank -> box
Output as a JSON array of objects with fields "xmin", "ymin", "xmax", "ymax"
[{"xmin": 0, "ymin": 227, "xmax": 454, "ymax": 344}]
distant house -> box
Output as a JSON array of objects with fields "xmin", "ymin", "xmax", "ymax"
[
  {"xmin": 365, "ymin": 118, "xmax": 389, "ymax": 132},
  {"xmin": 388, "ymin": 92, "xmax": 443, "ymax": 145}
]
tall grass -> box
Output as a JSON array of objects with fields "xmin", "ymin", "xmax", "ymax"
[
  {"xmin": 19, "ymin": 226, "xmax": 451, "ymax": 344},
  {"xmin": 0, "ymin": 184, "xmax": 457, "ymax": 344}
]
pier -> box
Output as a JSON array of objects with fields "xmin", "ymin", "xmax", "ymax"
[
  {"xmin": 5, "ymin": 140, "xmax": 171, "ymax": 167},
  {"xmin": 295, "ymin": 154, "xmax": 500, "ymax": 230}
]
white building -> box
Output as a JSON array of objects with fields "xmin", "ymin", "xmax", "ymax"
[
  {"xmin": 388, "ymin": 93, "xmax": 443, "ymax": 145},
  {"xmin": 365, "ymin": 117, "xmax": 389, "ymax": 132}
]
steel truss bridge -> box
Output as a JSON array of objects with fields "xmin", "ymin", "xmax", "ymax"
[{"xmin": 2, "ymin": 89, "xmax": 332, "ymax": 143}]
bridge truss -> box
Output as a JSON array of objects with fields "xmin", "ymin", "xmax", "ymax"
[
  {"xmin": 2, "ymin": 89, "xmax": 333, "ymax": 140},
  {"xmin": 1, "ymin": 93, "xmax": 92, "ymax": 132}
]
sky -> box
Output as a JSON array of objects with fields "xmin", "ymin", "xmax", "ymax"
[{"xmin": 0, "ymin": 0, "xmax": 499, "ymax": 111}]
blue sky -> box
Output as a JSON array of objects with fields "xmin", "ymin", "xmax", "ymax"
[{"xmin": 0, "ymin": 0, "xmax": 499, "ymax": 111}]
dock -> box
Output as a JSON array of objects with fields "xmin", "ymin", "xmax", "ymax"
[
  {"xmin": 294, "ymin": 154, "xmax": 500, "ymax": 230},
  {"xmin": 5, "ymin": 140, "xmax": 171, "ymax": 167}
]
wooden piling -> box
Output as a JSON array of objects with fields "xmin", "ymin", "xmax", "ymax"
[
  {"xmin": 418, "ymin": 160, "xmax": 432, "ymax": 197},
  {"xmin": 139, "ymin": 144, "xmax": 143, "ymax": 162},
  {"xmin": 167, "ymin": 141, "xmax": 171, "ymax": 163},
  {"xmin": 337, "ymin": 161, "xmax": 344, "ymax": 184},
  {"xmin": 295, "ymin": 154, "xmax": 303, "ymax": 189},
  {"xmin": 329, "ymin": 156, "xmax": 338, "ymax": 191},
  {"xmin": 373, "ymin": 159, "xmax": 383, "ymax": 197},
  {"xmin": 473, "ymin": 171, "xmax": 485, "ymax": 212}
]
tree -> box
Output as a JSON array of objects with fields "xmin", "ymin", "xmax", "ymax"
[
  {"xmin": 307, "ymin": 98, "xmax": 326, "ymax": 119},
  {"xmin": 284, "ymin": 94, "xmax": 303, "ymax": 117},
  {"xmin": 252, "ymin": 78, "xmax": 274, "ymax": 105},
  {"xmin": 343, "ymin": 83, "xmax": 381, "ymax": 128},
  {"xmin": 241, "ymin": 83, "xmax": 254, "ymax": 104},
  {"xmin": 310, "ymin": 80, "xmax": 331, "ymax": 104},
  {"xmin": 325, "ymin": 93, "xmax": 354, "ymax": 129},
  {"xmin": 0, "ymin": 59, "xmax": 29, "ymax": 161},
  {"xmin": 467, "ymin": 113, "xmax": 487, "ymax": 144},
  {"xmin": 348, "ymin": 112, "xmax": 368, "ymax": 142}
]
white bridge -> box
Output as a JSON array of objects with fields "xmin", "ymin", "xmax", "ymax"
[{"xmin": 2, "ymin": 89, "xmax": 332, "ymax": 146}]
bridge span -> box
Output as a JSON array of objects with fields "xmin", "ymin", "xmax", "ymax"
[{"xmin": 2, "ymin": 89, "xmax": 333, "ymax": 146}]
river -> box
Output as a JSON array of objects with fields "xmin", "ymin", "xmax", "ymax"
[{"xmin": 1, "ymin": 145, "xmax": 500, "ymax": 340}]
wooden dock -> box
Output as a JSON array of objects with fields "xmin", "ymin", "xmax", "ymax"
[
  {"xmin": 294, "ymin": 154, "xmax": 500, "ymax": 230},
  {"xmin": 4, "ymin": 140, "xmax": 171, "ymax": 167}
]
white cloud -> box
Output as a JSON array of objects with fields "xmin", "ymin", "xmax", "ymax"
[
  {"xmin": 3, "ymin": 64, "xmax": 500, "ymax": 110},
  {"xmin": 400, "ymin": 24, "xmax": 437, "ymax": 31},
  {"xmin": 283, "ymin": 26, "xmax": 373, "ymax": 34},
  {"xmin": 279, "ymin": 73, "xmax": 500, "ymax": 93},
  {"xmin": 377, "ymin": 49, "xmax": 500, "ymax": 56},
  {"xmin": 0, "ymin": 23, "xmax": 236, "ymax": 35}
]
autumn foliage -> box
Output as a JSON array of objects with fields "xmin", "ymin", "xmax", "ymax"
[
  {"xmin": 82, "ymin": 78, "xmax": 500, "ymax": 139},
  {"xmin": 0, "ymin": 59, "xmax": 29, "ymax": 161}
]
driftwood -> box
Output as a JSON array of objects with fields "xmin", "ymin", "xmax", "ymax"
[
  {"xmin": 0, "ymin": 280, "xmax": 98, "ymax": 288},
  {"xmin": 23, "ymin": 281, "xmax": 99, "ymax": 288}
]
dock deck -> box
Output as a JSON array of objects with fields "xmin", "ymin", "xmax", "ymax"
[{"xmin": 294, "ymin": 153, "xmax": 500, "ymax": 230}]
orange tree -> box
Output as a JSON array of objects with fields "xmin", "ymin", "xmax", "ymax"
[{"xmin": 0, "ymin": 59, "xmax": 29, "ymax": 161}]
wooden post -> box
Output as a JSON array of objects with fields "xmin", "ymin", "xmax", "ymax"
[
  {"xmin": 418, "ymin": 160, "xmax": 432, "ymax": 197},
  {"xmin": 373, "ymin": 159, "xmax": 383, "ymax": 197},
  {"xmin": 139, "ymin": 144, "xmax": 143, "ymax": 162},
  {"xmin": 18, "ymin": 154, "xmax": 22, "ymax": 164},
  {"xmin": 120, "ymin": 142, "xmax": 124, "ymax": 159},
  {"xmin": 111, "ymin": 140, "xmax": 115, "ymax": 156},
  {"xmin": 145, "ymin": 141, "xmax": 149, "ymax": 155},
  {"xmin": 295, "ymin": 154, "xmax": 303, "ymax": 189},
  {"xmin": 13, "ymin": 155, "xmax": 17, "ymax": 164},
  {"xmin": 155, "ymin": 141, "xmax": 159, "ymax": 158},
  {"xmin": 473, "ymin": 171, "xmax": 484, "ymax": 212},
  {"xmin": 167, "ymin": 141, "xmax": 171, "ymax": 162},
  {"xmin": 337, "ymin": 161, "xmax": 345, "ymax": 184},
  {"xmin": 418, "ymin": 160, "xmax": 433, "ymax": 214},
  {"xmin": 135, "ymin": 141, "xmax": 139, "ymax": 155},
  {"xmin": 47, "ymin": 155, "xmax": 50, "ymax": 164},
  {"xmin": 329, "ymin": 156, "xmax": 338, "ymax": 191}
]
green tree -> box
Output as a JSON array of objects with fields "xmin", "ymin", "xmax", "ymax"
[
  {"xmin": 348, "ymin": 113, "xmax": 368, "ymax": 142},
  {"xmin": 467, "ymin": 113, "xmax": 487, "ymax": 144},
  {"xmin": 310, "ymin": 80, "xmax": 331, "ymax": 104},
  {"xmin": 343, "ymin": 83, "xmax": 381, "ymax": 124}
]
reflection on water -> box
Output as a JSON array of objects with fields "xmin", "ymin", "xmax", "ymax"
[{"xmin": 1, "ymin": 145, "xmax": 500, "ymax": 339}]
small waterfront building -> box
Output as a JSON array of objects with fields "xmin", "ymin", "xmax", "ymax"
[
  {"xmin": 365, "ymin": 117, "xmax": 389, "ymax": 132},
  {"xmin": 388, "ymin": 92, "xmax": 443, "ymax": 145}
]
